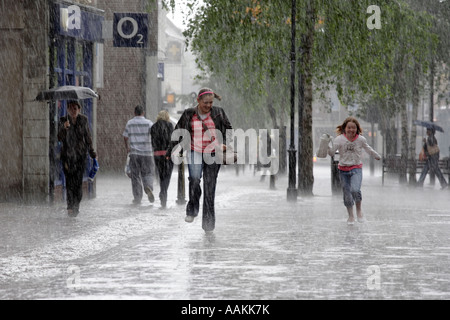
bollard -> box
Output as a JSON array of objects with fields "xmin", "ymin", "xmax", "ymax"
[
  {"xmin": 270, "ymin": 174, "xmax": 276, "ymax": 190},
  {"xmin": 176, "ymin": 152, "xmax": 186, "ymax": 205},
  {"xmin": 269, "ymin": 153, "xmax": 278, "ymax": 190}
]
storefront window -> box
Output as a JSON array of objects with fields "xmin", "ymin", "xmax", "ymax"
[{"xmin": 50, "ymin": 36, "xmax": 94, "ymax": 190}]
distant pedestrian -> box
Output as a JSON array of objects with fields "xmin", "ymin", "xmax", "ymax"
[
  {"xmin": 58, "ymin": 100, "xmax": 97, "ymax": 217},
  {"xmin": 167, "ymin": 88, "xmax": 233, "ymax": 233},
  {"xmin": 417, "ymin": 128, "xmax": 448, "ymax": 189},
  {"xmin": 150, "ymin": 110, "xmax": 174, "ymax": 209},
  {"xmin": 328, "ymin": 116, "xmax": 381, "ymax": 225},
  {"xmin": 123, "ymin": 105, "xmax": 155, "ymax": 205}
]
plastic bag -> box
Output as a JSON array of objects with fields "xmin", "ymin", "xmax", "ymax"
[
  {"xmin": 124, "ymin": 154, "xmax": 131, "ymax": 178},
  {"xmin": 316, "ymin": 133, "xmax": 332, "ymax": 158},
  {"xmin": 88, "ymin": 158, "xmax": 99, "ymax": 181}
]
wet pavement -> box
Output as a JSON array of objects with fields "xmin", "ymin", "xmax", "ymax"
[{"xmin": 0, "ymin": 163, "xmax": 449, "ymax": 300}]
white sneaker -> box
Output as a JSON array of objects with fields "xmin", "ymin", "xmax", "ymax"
[
  {"xmin": 185, "ymin": 215, "xmax": 194, "ymax": 223},
  {"xmin": 357, "ymin": 216, "xmax": 366, "ymax": 223}
]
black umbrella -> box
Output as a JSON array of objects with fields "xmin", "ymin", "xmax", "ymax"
[
  {"xmin": 413, "ymin": 120, "xmax": 444, "ymax": 133},
  {"xmin": 36, "ymin": 85, "xmax": 99, "ymax": 101}
]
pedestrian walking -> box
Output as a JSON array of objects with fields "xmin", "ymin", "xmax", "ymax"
[
  {"xmin": 123, "ymin": 105, "xmax": 155, "ymax": 205},
  {"xmin": 328, "ymin": 116, "xmax": 381, "ymax": 225},
  {"xmin": 150, "ymin": 110, "xmax": 174, "ymax": 209},
  {"xmin": 167, "ymin": 88, "xmax": 233, "ymax": 232},
  {"xmin": 417, "ymin": 128, "xmax": 448, "ymax": 189},
  {"xmin": 57, "ymin": 100, "xmax": 97, "ymax": 217}
]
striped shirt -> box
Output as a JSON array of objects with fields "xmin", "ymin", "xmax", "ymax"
[
  {"xmin": 191, "ymin": 113, "xmax": 219, "ymax": 153},
  {"xmin": 123, "ymin": 116, "xmax": 154, "ymax": 156}
]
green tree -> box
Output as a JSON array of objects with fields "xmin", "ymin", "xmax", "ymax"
[{"xmin": 169, "ymin": 0, "xmax": 439, "ymax": 194}]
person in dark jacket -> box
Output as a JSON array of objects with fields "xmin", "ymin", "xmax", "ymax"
[
  {"xmin": 417, "ymin": 128, "xmax": 448, "ymax": 189},
  {"xmin": 167, "ymin": 88, "xmax": 233, "ymax": 233},
  {"xmin": 58, "ymin": 100, "xmax": 97, "ymax": 217},
  {"xmin": 151, "ymin": 110, "xmax": 174, "ymax": 208}
]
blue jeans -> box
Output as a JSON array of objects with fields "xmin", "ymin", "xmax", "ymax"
[
  {"xmin": 339, "ymin": 168, "xmax": 362, "ymax": 207},
  {"xmin": 187, "ymin": 151, "xmax": 221, "ymax": 231}
]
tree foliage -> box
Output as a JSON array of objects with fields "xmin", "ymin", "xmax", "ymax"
[{"xmin": 163, "ymin": 0, "xmax": 448, "ymax": 190}]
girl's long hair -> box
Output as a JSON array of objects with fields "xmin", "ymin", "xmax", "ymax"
[{"xmin": 336, "ymin": 116, "xmax": 362, "ymax": 135}]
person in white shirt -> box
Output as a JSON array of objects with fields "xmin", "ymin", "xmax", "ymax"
[
  {"xmin": 123, "ymin": 105, "xmax": 155, "ymax": 205},
  {"xmin": 328, "ymin": 117, "xmax": 381, "ymax": 225}
]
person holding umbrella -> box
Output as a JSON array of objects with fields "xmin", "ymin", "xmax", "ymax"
[
  {"xmin": 57, "ymin": 100, "xmax": 97, "ymax": 217},
  {"xmin": 417, "ymin": 127, "xmax": 448, "ymax": 189}
]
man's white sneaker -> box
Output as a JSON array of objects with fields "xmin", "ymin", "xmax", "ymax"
[{"xmin": 185, "ymin": 215, "xmax": 194, "ymax": 223}]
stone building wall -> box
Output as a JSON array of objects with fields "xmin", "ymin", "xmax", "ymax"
[
  {"xmin": 0, "ymin": 0, "xmax": 49, "ymax": 202},
  {"xmin": 96, "ymin": 0, "xmax": 150, "ymax": 172}
]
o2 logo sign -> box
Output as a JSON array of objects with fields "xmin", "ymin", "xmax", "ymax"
[{"xmin": 113, "ymin": 13, "xmax": 148, "ymax": 48}]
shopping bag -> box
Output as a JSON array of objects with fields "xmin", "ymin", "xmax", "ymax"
[
  {"xmin": 124, "ymin": 154, "xmax": 131, "ymax": 178},
  {"xmin": 316, "ymin": 134, "xmax": 332, "ymax": 158}
]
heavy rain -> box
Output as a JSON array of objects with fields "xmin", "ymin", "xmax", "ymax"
[{"xmin": 0, "ymin": 0, "xmax": 449, "ymax": 306}]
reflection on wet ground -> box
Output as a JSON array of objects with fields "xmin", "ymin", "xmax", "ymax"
[{"xmin": 0, "ymin": 166, "xmax": 449, "ymax": 299}]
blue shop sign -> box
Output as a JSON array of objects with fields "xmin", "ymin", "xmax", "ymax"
[
  {"xmin": 158, "ymin": 62, "xmax": 164, "ymax": 81},
  {"xmin": 54, "ymin": 3, "xmax": 103, "ymax": 42},
  {"xmin": 113, "ymin": 13, "xmax": 148, "ymax": 48}
]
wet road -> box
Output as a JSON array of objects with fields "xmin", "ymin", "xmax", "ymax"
[{"xmin": 0, "ymin": 164, "xmax": 449, "ymax": 300}]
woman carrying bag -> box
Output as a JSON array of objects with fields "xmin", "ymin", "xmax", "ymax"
[{"xmin": 166, "ymin": 88, "xmax": 233, "ymax": 233}]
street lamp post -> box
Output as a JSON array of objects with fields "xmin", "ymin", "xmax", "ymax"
[{"xmin": 287, "ymin": 0, "xmax": 297, "ymax": 201}]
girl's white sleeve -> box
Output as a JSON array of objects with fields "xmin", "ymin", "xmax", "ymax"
[
  {"xmin": 361, "ymin": 136, "xmax": 381, "ymax": 159},
  {"xmin": 328, "ymin": 137, "xmax": 339, "ymax": 157}
]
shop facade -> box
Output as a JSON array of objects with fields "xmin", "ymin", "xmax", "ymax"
[{"xmin": 1, "ymin": 0, "xmax": 105, "ymax": 203}]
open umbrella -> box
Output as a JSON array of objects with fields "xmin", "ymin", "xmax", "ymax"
[
  {"xmin": 413, "ymin": 120, "xmax": 444, "ymax": 133},
  {"xmin": 36, "ymin": 85, "xmax": 99, "ymax": 101}
]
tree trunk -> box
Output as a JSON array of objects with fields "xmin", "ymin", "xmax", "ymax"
[
  {"xmin": 370, "ymin": 121, "xmax": 375, "ymax": 176},
  {"xmin": 384, "ymin": 97, "xmax": 397, "ymax": 156},
  {"xmin": 267, "ymin": 101, "xmax": 278, "ymax": 130},
  {"xmin": 399, "ymin": 63, "xmax": 408, "ymax": 184},
  {"xmin": 429, "ymin": 58, "xmax": 435, "ymax": 122},
  {"xmin": 279, "ymin": 98, "xmax": 287, "ymax": 175},
  {"xmin": 429, "ymin": 56, "xmax": 436, "ymax": 185},
  {"xmin": 298, "ymin": 0, "xmax": 315, "ymax": 196},
  {"xmin": 266, "ymin": 83, "xmax": 278, "ymax": 129},
  {"xmin": 408, "ymin": 61, "xmax": 421, "ymax": 185}
]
